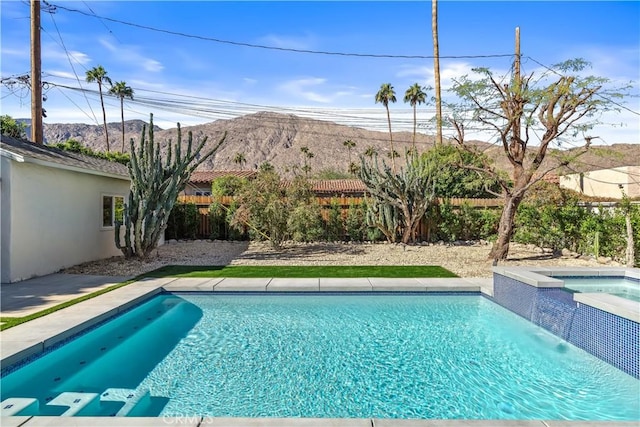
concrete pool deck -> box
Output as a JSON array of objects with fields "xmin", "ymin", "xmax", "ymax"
[{"xmin": 1, "ymin": 274, "xmax": 638, "ymax": 427}]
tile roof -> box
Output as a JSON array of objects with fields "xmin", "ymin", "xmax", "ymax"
[
  {"xmin": 0, "ymin": 135, "xmax": 129, "ymax": 179},
  {"xmin": 282, "ymin": 179, "xmax": 368, "ymax": 195},
  {"xmin": 190, "ymin": 170, "xmax": 257, "ymax": 183}
]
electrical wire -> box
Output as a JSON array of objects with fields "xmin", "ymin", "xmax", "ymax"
[
  {"xmin": 43, "ymin": 12, "xmax": 99, "ymax": 125},
  {"xmin": 48, "ymin": 2, "xmax": 514, "ymax": 60}
]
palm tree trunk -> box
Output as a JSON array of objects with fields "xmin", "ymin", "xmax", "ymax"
[
  {"xmin": 98, "ymin": 81, "xmax": 110, "ymax": 152},
  {"xmin": 120, "ymin": 97, "xmax": 125, "ymax": 153},
  {"xmin": 432, "ymin": 0, "xmax": 443, "ymax": 146},
  {"xmin": 386, "ymin": 106, "xmax": 396, "ymax": 173},
  {"xmin": 412, "ymin": 105, "xmax": 417, "ymax": 151}
]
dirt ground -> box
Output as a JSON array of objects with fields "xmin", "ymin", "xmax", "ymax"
[{"xmin": 62, "ymin": 240, "xmax": 616, "ymax": 278}]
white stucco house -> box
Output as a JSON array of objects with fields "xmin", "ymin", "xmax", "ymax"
[
  {"xmin": 559, "ymin": 166, "xmax": 640, "ymax": 199},
  {"xmin": 1, "ymin": 135, "xmax": 131, "ymax": 283}
]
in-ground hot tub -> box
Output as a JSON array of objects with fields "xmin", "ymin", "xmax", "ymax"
[{"xmin": 492, "ymin": 267, "xmax": 640, "ymax": 380}]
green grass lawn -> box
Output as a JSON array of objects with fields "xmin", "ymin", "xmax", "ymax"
[
  {"xmin": 0, "ymin": 265, "xmax": 456, "ymax": 330},
  {"xmin": 145, "ymin": 265, "xmax": 457, "ymax": 278},
  {"xmin": 0, "ymin": 280, "xmax": 136, "ymax": 331}
]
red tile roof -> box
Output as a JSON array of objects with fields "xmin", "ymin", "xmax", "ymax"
[
  {"xmin": 281, "ymin": 179, "xmax": 368, "ymax": 195},
  {"xmin": 190, "ymin": 170, "xmax": 257, "ymax": 183}
]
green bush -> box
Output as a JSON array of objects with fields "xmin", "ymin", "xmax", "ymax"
[
  {"xmin": 325, "ymin": 200, "xmax": 344, "ymax": 241},
  {"xmin": 1, "ymin": 115, "xmax": 27, "ymax": 139},
  {"xmin": 288, "ymin": 202, "xmax": 325, "ymax": 242},
  {"xmin": 432, "ymin": 201, "xmax": 499, "ymax": 242},
  {"xmin": 166, "ymin": 202, "xmax": 199, "ymax": 240},
  {"xmin": 345, "ymin": 202, "xmax": 368, "ymax": 242},
  {"xmin": 51, "ymin": 139, "xmax": 130, "ymax": 165},
  {"xmin": 231, "ymin": 170, "xmax": 289, "ymax": 248},
  {"xmin": 211, "ymin": 176, "xmax": 248, "ymax": 198}
]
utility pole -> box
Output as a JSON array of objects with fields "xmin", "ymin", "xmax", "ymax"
[
  {"xmin": 513, "ymin": 27, "xmax": 521, "ymax": 146},
  {"xmin": 432, "ymin": 0, "xmax": 443, "ymax": 146},
  {"xmin": 30, "ymin": 0, "xmax": 43, "ymax": 144}
]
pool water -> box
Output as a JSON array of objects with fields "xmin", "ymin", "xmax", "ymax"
[
  {"xmin": 1, "ymin": 293, "xmax": 639, "ymax": 420},
  {"xmin": 559, "ymin": 277, "xmax": 640, "ymax": 302}
]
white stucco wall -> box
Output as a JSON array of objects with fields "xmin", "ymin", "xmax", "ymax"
[
  {"xmin": 1, "ymin": 159, "xmax": 130, "ymax": 283},
  {"xmin": 560, "ymin": 166, "xmax": 640, "ymax": 199}
]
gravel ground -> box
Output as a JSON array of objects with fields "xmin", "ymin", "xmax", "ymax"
[{"xmin": 61, "ymin": 240, "xmax": 615, "ymax": 278}]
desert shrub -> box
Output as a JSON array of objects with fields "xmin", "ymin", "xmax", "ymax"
[
  {"xmin": 325, "ymin": 199, "xmax": 344, "ymax": 241},
  {"xmin": 208, "ymin": 202, "xmax": 226, "ymax": 240},
  {"xmin": 422, "ymin": 144, "xmax": 502, "ymax": 198},
  {"xmin": 345, "ymin": 202, "xmax": 367, "ymax": 242},
  {"xmin": 211, "ymin": 175, "xmax": 248, "ymax": 198},
  {"xmin": 288, "ymin": 202, "xmax": 325, "ymax": 242},
  {"xmin": 231, "ymin": 169, "xmax": 289, "ymax": 248},
  {"xmin": 166, "ymin": 202, "xmax": 199, "ymax": 240}
]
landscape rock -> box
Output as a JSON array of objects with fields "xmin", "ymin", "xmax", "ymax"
[{"xmin": 62, "ymin": 241, "xmax": 610, "ymax": 279}]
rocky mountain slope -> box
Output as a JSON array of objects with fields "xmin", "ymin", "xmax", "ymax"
[{"xmin": 41, "ymin": 111, "xmax": 639, "ymax": 177}]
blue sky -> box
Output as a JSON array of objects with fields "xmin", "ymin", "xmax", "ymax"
[{"xmin": 1, "ymin": 1, "xmax": 639, "ymax": 146}]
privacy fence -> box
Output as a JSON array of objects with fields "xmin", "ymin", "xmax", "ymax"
[{"xmin": 176, "ymin": 195, "xmax": 504, "ymax": 241}]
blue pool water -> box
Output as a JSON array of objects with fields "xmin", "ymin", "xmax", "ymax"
[
  {"xmin": 558, "ymin": 277, "xmax": 640, "ymax": 302},
  {"xmin": 1, "ymin": 293, "xmax": 639, "ymax": 420}
]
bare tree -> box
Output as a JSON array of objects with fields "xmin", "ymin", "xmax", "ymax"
[{"xmin": 448, "ymin": 59, "xmax": 631, "ymax": 261}]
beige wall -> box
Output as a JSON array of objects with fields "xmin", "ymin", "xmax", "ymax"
[
  {"xmin": 560, "ymin": 166, "xmax": 640, "ymax": 199},
  {"xmin": 1, "ymin": 159, "xmax": 130, "ymax": 283}
]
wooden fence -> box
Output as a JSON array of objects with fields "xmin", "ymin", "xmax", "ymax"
[{"xmin": 176, "ymin": 195, "xmax": 504, "ymax": 240}]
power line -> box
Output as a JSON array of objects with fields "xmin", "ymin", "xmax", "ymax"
[
  {"xmin": 49, "ymin": 2, "xmax": 513, "ymax": 60},
  {"xmin": 44, "ymin": 10, "xmax": 99, "ymax": 125}
]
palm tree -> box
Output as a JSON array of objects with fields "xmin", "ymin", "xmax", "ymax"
[
  {"xmin": 343, "ymin": 139, "xmax": 356, "ymax": 173},
  {"xmin": 109, "ymin": 81, "xmax": 134, "ymax": 153},
  {"xmin": 375, "ymin": 83, "xmax": 397, "ymax": 172},
  {"xmin": 364, "ymin": 146, "xmax": 377, "ymax": 158},
  {"xmin": 233, "ymin": 152, "xmax": 246, "ymax": 169},
  {"xmin": 86, "ymin": 65, "xmax": 112, "ymax": 152},
  {"xmin": 432, "ymin": 0, "xmax": 443, "ymax": 145},
  {"xmin": 404, "ymin": 83, "xmax": 427, "ymax": 150},
  {"xmin": 300, "ymin": 146, "xmax": 314, "ymax": 177}
]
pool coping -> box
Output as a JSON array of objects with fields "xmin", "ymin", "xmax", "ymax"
[
  {"xmin": 492, "ymin": 267, "xmax": 640, "ymax": 323},
  {"xmin": 1, "ymin": 275, "xmax": 638, "ymax": 427}
]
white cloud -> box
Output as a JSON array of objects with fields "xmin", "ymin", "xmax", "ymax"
[
  {"xmin": 257, "ymin": 34, "xmax": 315, "ymax": 50},
  {"xmin": 278, "ymin": 77, "xmax": 357, "ymax": 104},
  {"xmin": 143, "ymin": 59, "xmax": 164, "ymax": 73},
  {"xmin": 243, "ymin": 78, "xmax": 258, "ymax": 85},
  {"xmin": 67, "ymin": 51, "xmax": 91, "ymax": 65},
  {"xmin": 98, "ymin": 37, "xmax": 164, "ymax": 73},
  {"xmin": 47, "ymin": 70, "xmax": 78, "ymax": 80}
]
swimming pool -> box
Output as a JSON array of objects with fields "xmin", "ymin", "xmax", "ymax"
[
  {"xmin": 558, "ymin": 276, "xmax": 640, "ymax": 302},
  {"xmin": 2, "ymin": 292, "xmax": 638, "ymax": 420}
]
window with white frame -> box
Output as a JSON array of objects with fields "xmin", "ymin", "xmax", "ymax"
[{"xmin": 102, "ymin": 195, "xmax": 125, "ymax": 227}]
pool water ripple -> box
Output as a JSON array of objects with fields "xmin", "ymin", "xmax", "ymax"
[{"xmin": 2, "ymin": 293, "xmax": 638, "ymax": 420}]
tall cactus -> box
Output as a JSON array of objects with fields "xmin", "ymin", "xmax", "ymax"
[
  {"xmin": 359, "ymin": 151, "xmax": 436, "ymax": 244},
  {"xmin": 115, "ymin": 114, "xmax": 226, "ymax": 258}
]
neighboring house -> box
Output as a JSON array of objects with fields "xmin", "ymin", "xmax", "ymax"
[
  {"xmin": 281, "ymin": 179, "xmax": 368, "ymax": 197},
  {"xmin": 1, "ymin": 135, "xmax": 130, "ymax": 283},
  {"xmin": 560, "ymin": 166, "xmax": 640, "ymax": 199},
  {"xmin": 184, "ymin": 170, "xmax": 257, "ymax": 196},
  {"xmin": 185, "ymin": 170, "xmax": 368, "ymax": 198}
]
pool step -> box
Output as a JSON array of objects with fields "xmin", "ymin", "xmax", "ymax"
[
  {"xmin": 0, "ymin": 397, "xmax": 39, "ymax": 416},
  {"xmin": 46, "ymin": 392, "xmax": 100, "ymax": 416},
  {"xmin": 101, "ymin": 388, "xmax": 150, "ymax": 416}
]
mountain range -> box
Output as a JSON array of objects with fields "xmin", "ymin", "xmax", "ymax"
[{"xmin": 35, "ymin": 111, "xmax": 639, "ymax": 177}]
